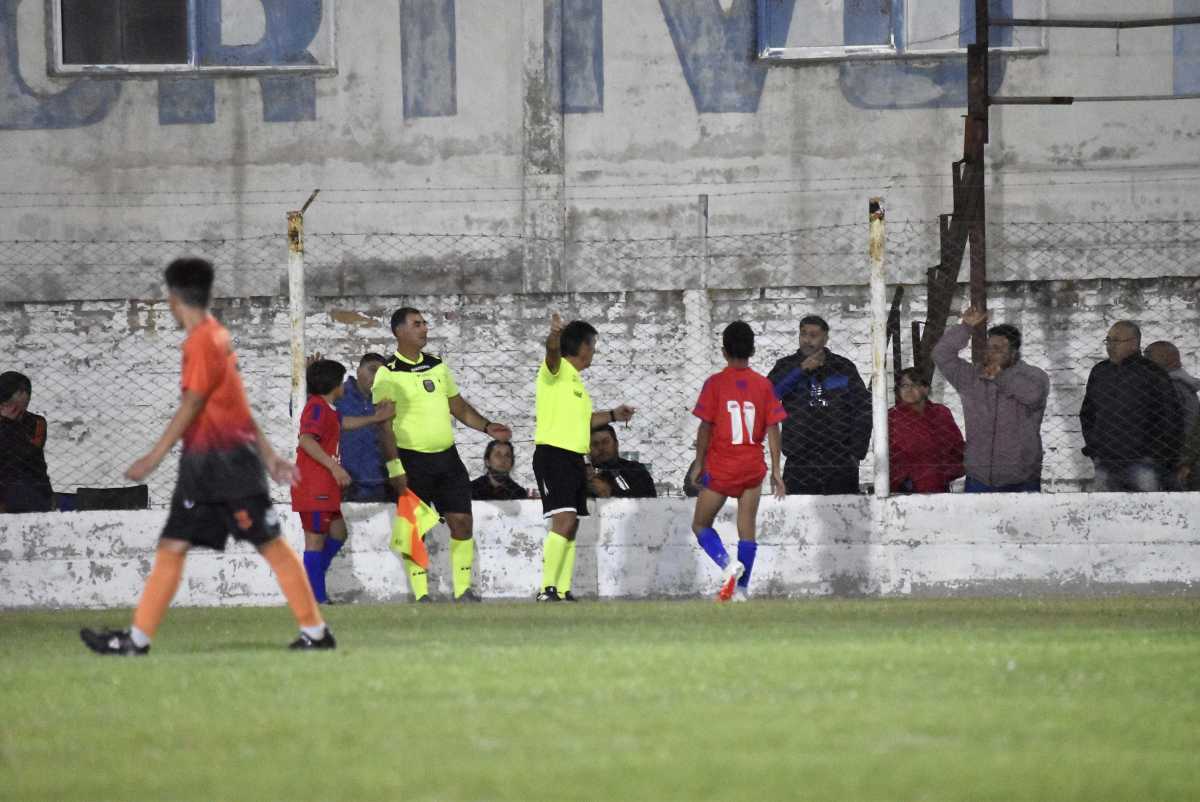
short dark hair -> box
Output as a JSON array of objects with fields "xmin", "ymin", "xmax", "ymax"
[
  {"xmin": 799, "ymin": 314, "xmax": 829, "ymax": 333},
  {"xmin": 0, "ymin": 371, "xmax": 32, "ymax": 404},
  {"xmin": 722, "ymin": 321, "xmax": 755, "ymax": 359},
  {"xmin": 591, "ymin": 423, "xmax": 617, "ymax": 440},
  {"xmin": 987, "ymin": 324, "xmax": 1022, "ymax": 353},
  {"xmin": 359, "ymin": 352, "xmax": 386, "ymax": 367},
  {"xmin": 164, "ymin": 258, "xmax": 214, "ymax": 308},
  {"xmin": 306, "ymin": 359, "xmax": 347, "ymax": 396},
  {"xmin": 561, "ymin": 320, "xmax": 598, "ymax": 357},
  {"xmin": 483, "ymin": 439, "xmax": 514, "ymax": 464},
  {"xmin": 896, "ymin": 367, "xmax": 929, "ymax": 387},
  {"xmin": 390, "ymin": 307, "xmax": 421, "ymax": 334},
  {"xmin": 1113, "ymin": 320, "xmax": 1142, "ymax": 346}
]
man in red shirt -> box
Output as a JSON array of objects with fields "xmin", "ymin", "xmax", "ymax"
[
  {"xmin": 81, "ymin": 257, "xmax": 334, "ymax": 655},
  {"xmin": 689, "ymin": 321, "xmax": 787, "ymax": 602},
  {"xmin": 293, "ymin": 359, "xmax": 393, "ymax": 603}
]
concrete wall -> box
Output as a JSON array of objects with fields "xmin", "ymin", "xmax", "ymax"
[{"xmin": 3, "ymin": 492, "xmax": 1199, "ymax": 609}]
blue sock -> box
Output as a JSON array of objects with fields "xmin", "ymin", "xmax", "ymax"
[
  {"xmin": 302, "ymin": 550, "xmax": 327, "ymax": 602},
  {"xmin": 695, "ymin": 527, "xmax": 729, "ymax": 569},
  {"xmin": 737, "ymin": 540, "xmax": 758, "ymax": 588},
  {"xmin": 320, "ymin": 536, "xmax": 345, "ymax": 571}
]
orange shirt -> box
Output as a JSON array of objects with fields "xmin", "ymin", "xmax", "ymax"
[{"xmin": 180, "ymin": 316, "xmax": 256, "ymax": 454}]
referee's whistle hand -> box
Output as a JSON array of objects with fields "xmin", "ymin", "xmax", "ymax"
[{"xmin": 613, "ymin": 404, "xmax": 636, "ymax": 422}]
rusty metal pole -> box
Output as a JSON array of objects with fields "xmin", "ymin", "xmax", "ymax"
[
  {"xmin": 967, "ymin": 0, "xmax": 990, "ymax": 363},
  {"xmin": 287, "ymin": 190, "xmax": 320, "ymax": 426},
  {"xmin": 869, "ymin": 198, "xmax": 889, "ymax": 498}
]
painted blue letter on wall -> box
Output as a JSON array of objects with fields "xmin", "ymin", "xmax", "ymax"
[
  {"xmin": 660, "ymin": 0, "xmax": 782, "ymax": 113},
  {"xmin": 0, "ymin": 0, "xmax": 119, "ymax": 130},
  {"xmin": 546, "ymin": 0, "xmax": 604, "ymax": 113},
  {"xmin": 1175, "ymin": 0, "xmax": 1200, "ymax": 92},
  {"xmin": 158, "ymin": 80, "xmax": 216, "ymax": 125},
  {"xmin": 401, "ymin": 0, "xmax": 457, "ymax": 118}
]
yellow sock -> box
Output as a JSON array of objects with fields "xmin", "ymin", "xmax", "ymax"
[
  {"xmin": 450, "ymin": 537, "xmax": 474, "ymax": 598},
  {"xmin": 556, "ymin": 538, "xmax": 577, "ymax": 595},
  {"xmin": 541, "ymin": 532, "xmax": 569, "ymax": 589},
  {"xmin": 404, "ymin": 555, "xmax": 428, "ymax": 600}
]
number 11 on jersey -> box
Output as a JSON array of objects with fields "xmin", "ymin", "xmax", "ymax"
[{"xmin": 726, "ymin": 400, "xmax": 757, "ymax": 445}]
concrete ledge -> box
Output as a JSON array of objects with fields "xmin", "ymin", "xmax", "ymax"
[{"xmin": 2, "ymin": 493, "xmax": 1199, "ymax": 609}]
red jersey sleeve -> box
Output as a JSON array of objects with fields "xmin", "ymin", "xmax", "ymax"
[
  {"xmin": 181, "ymin": 328, "xmax": 226, "ymax": 397},
  {"xmin": 692, "ymin": 376, "xmax": 718, "ymax": 423}
]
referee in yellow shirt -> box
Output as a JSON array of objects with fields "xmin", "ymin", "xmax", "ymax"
[
  {"xmin": 534, "ymin": 313, "xmax": 635, "ymax": 602},
  {"xmin": 373, "ymin": 307, "xmax": 512, "ymax": 602}
]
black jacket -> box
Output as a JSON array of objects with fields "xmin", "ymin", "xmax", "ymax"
[
  {"xmin": 470, "ymin": 473, "xmax": 529, "ymax": 501},
  {"xmin": 591, "ymin": 458, "xmax": 657, "ymax": 498},
  {"xmin": 1080, "ymin": 355, "xmax": 1184, "ymax": 467},
  {"xmin": 767, "ymin": 349, "xmax": 872, "ymax": 466},
  {"xmin": 0, "ymin": 412, "xmax": 53, "ymax": 513}
]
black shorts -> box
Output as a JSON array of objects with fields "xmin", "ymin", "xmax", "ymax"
[
  {"xmin": 532, "ymin": 444, "xmax": 589, "ymax": 519},
  {"xmin": 162, "ymin": 491, "xmax": 282, "ymax": 551},
  {"xmin": 396, "ymin": 446, "xmax": 472, "ymax": 516}
]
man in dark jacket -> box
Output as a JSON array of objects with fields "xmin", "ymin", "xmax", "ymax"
[
  {"xmin": 588, "ymin": 424, "xmax": 657, "ymax": 498},
  {"xmin": 470, "ymin": 440, "xmax": 530, "ymax": 501},
  {"xmin": 767, "ymin": 315, "xmax": 871, "ymax": 495},
  {"xmin": 1081, "ymin": 321, "xmax": 1183, "ymax": 492}
]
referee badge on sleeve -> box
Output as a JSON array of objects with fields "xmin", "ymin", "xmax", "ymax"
[{"xmin": 423, "ymin": 379, "xmax": 436, "ymax": 392}]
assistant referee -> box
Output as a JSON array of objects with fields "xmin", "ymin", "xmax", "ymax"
[
  {"xmin": 533, "ymin": 313, "xmax": 635, "ymax": 602},
  {"xmin": 373, "ymin": 307, "xmax": 512, "ymax": 602}
]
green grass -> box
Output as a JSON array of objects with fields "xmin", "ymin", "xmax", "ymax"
[{"xmin": 2, "ymin": 598, "xmax": 1199, "ymax": 802}]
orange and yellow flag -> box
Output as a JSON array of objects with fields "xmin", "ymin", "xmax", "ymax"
[{"xmin": 389, "ymin": 489, "xmax": 439, "ymax": 569}]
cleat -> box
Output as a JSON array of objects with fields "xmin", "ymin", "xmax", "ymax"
[
  {"xmin": 455, "ymin": 588, "xmax": 483, "ymax": 603},
  {"xmin": 80, "ymin": 628, "xmax": 149, "ymax": 656},
  {"xmin": 536, "ymin": 586, "xmax": 561, "ymax": 602},
  {"xmin": 415, "ymin": 595, "xmax": 433, "ymax": 604},
  {"xmin": 717, "ymin": 561, "xmax": 745, "ymax": 602},
  {"xmin": 731, "ymin": 587, "xmax": 749, "ymax": 603},
  {"xmin": 288, "ymin": 629, "xmax": 337, "ymax": 650},
  {"xmin": 560, "ymin": 591, "xmax": 578, "ymax": 603}
]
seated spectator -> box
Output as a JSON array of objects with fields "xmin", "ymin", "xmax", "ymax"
[
  {"xmin": 334, "ymin": 353, "xmax": 393, "ymax": 502},
  {"xmin": 1145, "ymin": 340, "xmax": 1198, "ymax": 490},
  {"xmin": 1081, "ymin": 322, "xmax": 1183, "ymax": 492},
  {"xmin": 470, "ymin": 440, "xmax": 530, "ymax": 501},
  {"xmin": 888, "ymin": 367, "xmax": 965, "ymax": 493},
  {"xmin": 0, "ymin": 371, "xmax": 54, "ymax": 513},
  {"xmin": 933, "ymin": 308, "xmax": 1049, "ymax": 493},
  {"xmin": 588, "ymin": 424, "xmax": 657, "ymax": 498}
]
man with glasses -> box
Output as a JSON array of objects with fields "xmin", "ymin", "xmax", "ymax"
[
  {"xmin": 932, "ymin": 307, "xmax": 1049, "ymax": 492},
  {"xmin": 1080, "ymin": 321, "xmax": 1183, "ymax": 492}
]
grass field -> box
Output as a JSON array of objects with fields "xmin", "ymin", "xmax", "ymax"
[{"xmin": 2, "ymin": 597, "xmax": 1199, "ymax": 801}]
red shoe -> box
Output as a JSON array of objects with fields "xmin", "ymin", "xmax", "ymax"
[{"xmin": 717, "ymin": 561, "xmax": 744, "ymax": 602}]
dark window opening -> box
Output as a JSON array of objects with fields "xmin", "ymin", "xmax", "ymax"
[{"xmin": 62, "ymin": 0, "xmax": 188, "ymax": 65}]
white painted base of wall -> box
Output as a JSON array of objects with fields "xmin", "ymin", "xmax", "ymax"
[{"xmin": 2, "ymin": 494, "xmax": 1199, "ymax": 609}]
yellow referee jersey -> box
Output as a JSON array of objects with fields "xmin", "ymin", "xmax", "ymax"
[
  {"xmin": 535, "ymin": 358, "xmax": 592, "ymax": 454},
  {"xmin": 372, "ymin": 351, "xmax": 460, "ymax": 453}
]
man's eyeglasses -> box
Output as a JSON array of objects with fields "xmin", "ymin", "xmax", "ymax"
[{"xmin": 1103, "ymin": 337, "xmax": 1135, "ymax": 345}]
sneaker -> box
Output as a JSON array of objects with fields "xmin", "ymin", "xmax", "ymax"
[
  {"xmin": 560, "ymin": 590, "xmax": 579, "ymax": 603},
  {"xmin": 288, "ymin": 629, "xmax": 337, "ymax": 650},
  {"xmin": 717, "ymin": 561, "xmax": 745, "ymax": 602},
  {"xmin": 415, "ymin": 595, "xmax": 433, "ymax": 604},
  {"xmin": 455, "ymin": 588, "xmax": 483, "ymax": 603},
  {"xmin": 536, "ymin": 586, "xmax": 561, "ymax": 602},
  {"xmin": 80, "ymin": 628, "xmax": 149, "ymax": 656},
  {"xmin": 731, "ymin": 587, "xmax": 749, "ymax": 603}
]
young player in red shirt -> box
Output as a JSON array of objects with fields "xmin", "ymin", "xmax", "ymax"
[
  {"xmin": 294, "ymin": 359, "xmax": 394, "ymax": 603},
  {"xmin": 689, "ymin": 321, "xmax": 787, "ymax": 602},
  {"xmin": 80, "ymin": 258, "xmax": 334, "ymax": 654}
]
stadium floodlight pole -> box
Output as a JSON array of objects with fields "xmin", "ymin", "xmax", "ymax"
[
  {"xmin": 868, "ymin": 198, "xmax": 889, "ymax": 498},
  {"xmin": 287, "ymin": 189, "xmax": 320, "ymax": 426}
]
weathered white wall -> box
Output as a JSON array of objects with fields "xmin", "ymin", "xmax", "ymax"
[{"xmin": 4, "ymin": 493, "xmax": 1199, "ymax": 609}]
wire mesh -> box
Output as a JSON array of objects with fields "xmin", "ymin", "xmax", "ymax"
[{"xmin": 1, "ymin": 217, "xmax": 1197, "ymax": 510}]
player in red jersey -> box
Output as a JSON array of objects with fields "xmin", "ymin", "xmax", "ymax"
[
  {"xmin": 80, "ymin": 258, "xmax": 335, "ymax": 655},
  {"xmin": 689, "ymin": 321, "xmax": 787, "ymax": 602},
  {"xmin": 293, "ymin": 359, "xmax": 394, "ymax": 603}
]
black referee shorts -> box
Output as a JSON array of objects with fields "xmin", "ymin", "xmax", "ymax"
[
  {"xmin": 396, "ymin": 445, "xmax": 472, "ymax": 516},
  {"xmin": 532, "ymin": 444, "xmax": 589, "ymax": 519}
]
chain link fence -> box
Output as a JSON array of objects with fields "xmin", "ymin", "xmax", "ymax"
[{"xmin": 2, "ymin": 218, "xmax": 1197, "ymax": 510}]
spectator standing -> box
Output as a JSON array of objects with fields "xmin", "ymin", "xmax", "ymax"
[
  {"xmin": 1081, "ymin": 323, "xmax": 1183, "ymax": 492},
  {"xmin": 932, "ymin": 308, "xmax": 1049, "ymax": 493},
  {"xmin": 0, "ymin": 371, "xmax": 53, "ymax": 513},
  {"xmin": 767, "ymin": 315, "xmax": 871, "ymax": 495},
  {"xmin": 587, "ymin": 424, "xmax": 657, "ymax": 498},
  {"xmin": 335, "ymin": 353, "xmax": 391, "ymax": 502},
  {"xmin": 888, "ymin": 367, "xmax": 965, "ymax": 493},
  {"xmin": 470, "ymin": 440, "xmax": 531, "ymax": 501},
  {"xmin": 1146, "ymin": 341, "xmax": 1199, "ymax": 490}
]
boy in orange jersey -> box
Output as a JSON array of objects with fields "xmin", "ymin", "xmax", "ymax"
[{"xmin": 80, "ymin": 258, "xmax": 335, "ymax": 654}]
